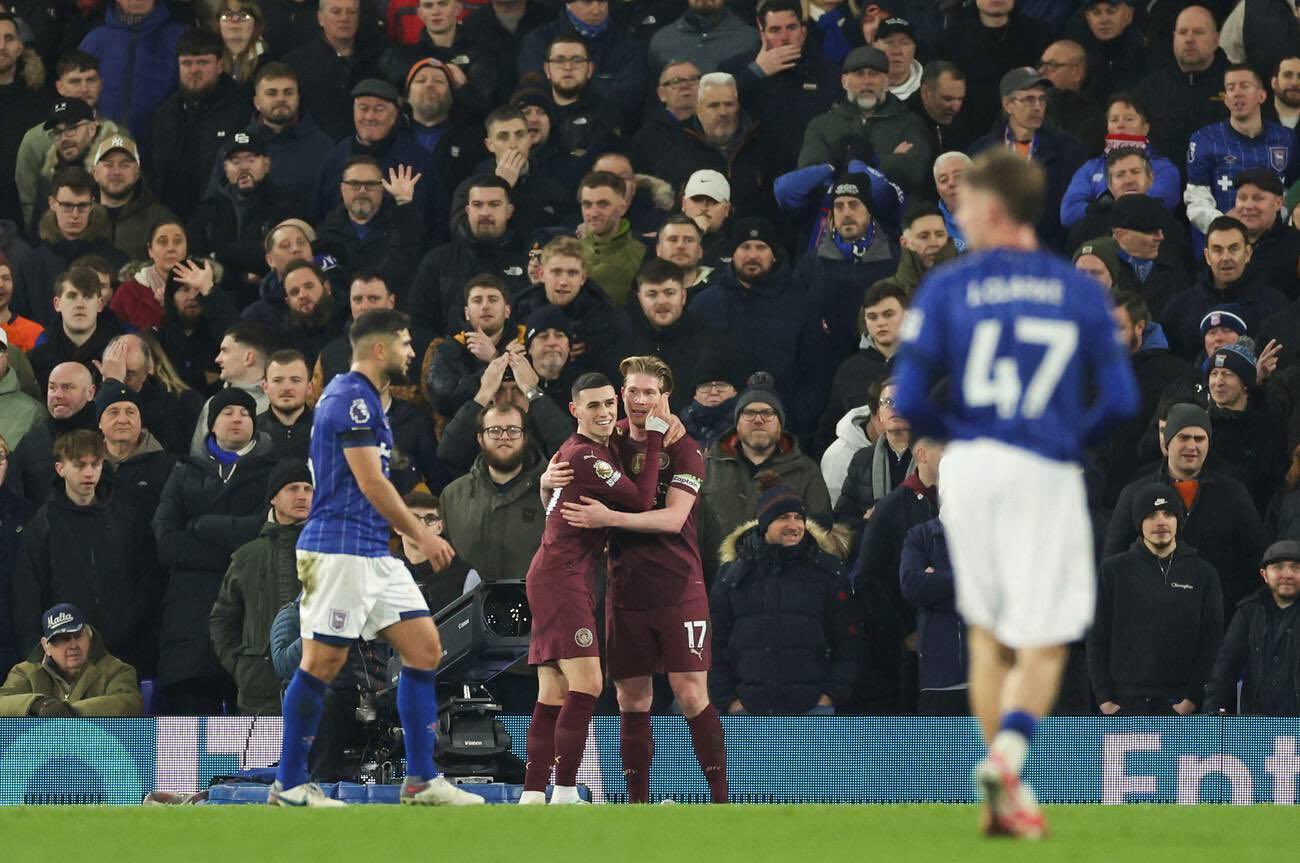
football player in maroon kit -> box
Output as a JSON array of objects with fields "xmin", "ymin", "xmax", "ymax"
[
  {"xmin": 552, "ymin": 356, "xmax": 728, "ymax": 804},
  {"xmin": 518, "ymin": 371, "xmax": 670, "ymax": 805}
]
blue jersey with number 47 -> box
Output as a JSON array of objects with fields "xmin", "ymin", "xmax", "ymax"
[{"xmin": 893, "ymin": 248, "xmax": 1139, "ymax": 464}]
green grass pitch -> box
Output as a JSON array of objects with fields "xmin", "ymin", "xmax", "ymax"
[{"xmin": 0, "ymin": 805, "xmax": 1286, "ymax": 862}]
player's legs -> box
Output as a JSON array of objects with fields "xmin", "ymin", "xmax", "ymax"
[
  {"xmin": 615, "ymin": 676, "xmax": 655, "ymax": 803},
  {"xmin": 966, "ymin": 626, "xmax": 1013, "ymax": 744},
  {"xmin": 521, "ymin": 665, "xmax": 568, "ymax": 803},
  {"xmin": 272, "ymin": 639, "xmax": 350, "ymax": 803},
  {"xmin": 669, "ymin": 670, "xmax": 728, "ymax": 803},
  {"xmin": 549, "ymin": 656, "xmax": 602, "ymax": 804}
]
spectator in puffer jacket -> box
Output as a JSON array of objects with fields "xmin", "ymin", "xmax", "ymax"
[{"xmin": 79, "ymin": 0, "xmax": 185, "ymax": 140}]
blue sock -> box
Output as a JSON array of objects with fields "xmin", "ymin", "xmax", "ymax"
[
  {"xmin": 999, "ymin": 709, "xmax": 1038, "ymax": 742},
  {"xmin": 398, "ymin": 666, "xmax": 439, "ymax": 783},
  {"xmin": 276, "ymin": 669, "xmax": 328, "ymax": 789}
]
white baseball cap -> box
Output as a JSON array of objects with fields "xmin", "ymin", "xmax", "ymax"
[
  {"xmin": 93, "ymin": 135, "xmax": 140, "ymax": 164},
  {"xmin": 684, "ymin": 169, "xmax": 730, "ymax": 203}
]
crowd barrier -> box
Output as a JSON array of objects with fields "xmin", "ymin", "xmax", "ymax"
[{"xmin": 2, "ymin": 716, "xmax": 1299, "ymax": 805}]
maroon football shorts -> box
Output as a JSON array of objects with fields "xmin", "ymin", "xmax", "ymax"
[
  {"xmin": 605, "ymin": 594, "xmax": 712, "ymax": 680},
  {"xmin": 527, "ymin": 579, "xmax": 601, "ymax": 665}
]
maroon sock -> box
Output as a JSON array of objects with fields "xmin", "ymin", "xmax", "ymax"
[
  {"xmin": 686, "ymin": 704, "xmax": 728, "ymax": 803},
  {"xmin": 552, "ymin": 691, "xmax": 598, "ymax": 787},
  {"xmin": 523, "ymin": 702, "xmax": 562, "ymax": 792},
  {"xmin": 619, "ymin": 711, "xmax": 654, "ymax": 803}
]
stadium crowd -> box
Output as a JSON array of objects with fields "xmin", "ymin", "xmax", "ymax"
[{"xmin": 0, "ymin": 0, "xmax": 1299, "ymax": 721}]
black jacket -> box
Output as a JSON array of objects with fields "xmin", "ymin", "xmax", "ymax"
[
  {"xmin": 723, "ymin": 41, "xmax": 839, "ymax": 170},
  {"xmin": 793, "ymin": 228, "xmax": 900, "ymax": 368},
  {"xmin": 380, "ymin": 28, "xmax": 499, "ymax": 119},
  {"xmin": 158, "ymin": 288, "xmax": 238, "ymax": 396},
  {"xmin": 187, "ymin": 178, "xmax": 308, "ymax": 294},
  {"xmin": 1208, "ymin": 402, "xmax": 1287, "ymax": 513},
  {"xmin": 408, "ymin": 230, "xmax": 530, "ymax": 340},
  {"xmin": 628, "ymin": 109, "xmax": 690, "ymax": 174},
  {"xmin": 816, "ymin": 343, "xmax": 893, "ymax": 455},
  {"xmin": 1106, "ymin": 465, "xmax": 1270, "ymax": 615},
  {"xmin": 615, "ymin": 303, "xmax": 740, "ymax": 413},
  {"xmin": 104, "ymin": 432, "xmax": 177, "ymax": 521},
  {"xmin": 388, "ymin": 396, "xmax": 451, "ymax": 496},
  {"xmin": 151, "ymin": 435, "xmax": 278, "ymax": 687},
  {"xmin": 14, "ymin": 226, "xmax": 127, "ymax": 332},
  {"xmin": 970, "ymin": 122, "xmax": 1089, "ymax": 250},
  {"xmin": 460, "ymin": 0, "xmax": 553, "ymax": 102},
  {"xmin": 1161, "ymin": 270, "xmax": 1289, "ymax": 361},
  {"xmin": 426, "ymin": 325, "xmax": 526, "ymax": 419},
  {"xmin": 1205, "ymin": 587, "xmax": 1300, "ymax": 714},
  {"xmin": 313, "ymin": 197, "xmax": 425, "ymax": 295},
  {"xmin": 0, "ymin": 487, "xmax": 35, "ymax": 671},
  {"xmin": 1089, "ymin": 540, "xmax": 1224, "ymax": 706},
  {"xmin": 709, "ymin": 521, "xmax": 864, "ymax": 713},
  {"xmin": 449, "ymin": 165, "xmax": 572, "ymax": 249},
  {"xmin": 27, "ymin": 315, "xmax": 124, "ymax": 392},
  {"xmin": 547, "ymin": 88, "xmax": 626, "ymax": 163},
  {"xmin": 899, "ymin": 517, "xmax": 966, "ymax": 691},
  {"xmin": 3, "ymin": 404, "xmax": 99, "ymax": 506},
  {"xmin": 282, "ymin": 38, "xmax": 383, "ymax": 143},
  {"xmin": 1132, "ymin": 52, "xmax": 1230, "ymax": 176},
  {"xmin": 256, "ymin": 409, "xmax": 314, "ymax": 463},
  {"xmin": 652, "ymin": 114, "xmax": 787, "ymax": 228},
  {"xmin": 1244, "ymin": 219, "xmax": 1300, "ymax": 302},
  {"xmin": 1065, "ymin": 18, "xmax": 1149, "ymax": 97},
  {"xmin": 145, "ymin": 75, "xmax": 252, "ymax": 221},
  {"xmin": 436, "ymin": 390, "xmax": 574, "ymax": 475},
  {"xmin": 511, "ymin": 280, "xmax": 626, "ymax": 378}
]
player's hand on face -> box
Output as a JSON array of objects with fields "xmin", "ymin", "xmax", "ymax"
[
  {"xmin": 540, "ymin": 452, "xmax": 573, "ymax": 492},
  {"xmin": 1099, "ymin": 701, "xmax": 1121, "ymax": 715},
  {"xmin": 418, "ymin": 531, "xmax": 456, "ymax": 571},
  {"xmin": 561, "ymin": 495, "xmax": 612, "ymax": 528}
]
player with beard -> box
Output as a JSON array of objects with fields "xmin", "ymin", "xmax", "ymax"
[
  {"xmin": 551, "ymin": 355, "xmax": 728, "ymax": 804},
  {"xmin": 280, "ymin": 259, "xmax": 344, "ymax": 366},
  {"xmin": 518, "ymin": 371, "xmax": 669, "ymax": 806}
]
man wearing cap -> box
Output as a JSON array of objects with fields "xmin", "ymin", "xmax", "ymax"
[
  {"xmin": 0, "ymin": 329, "xmax": 43, "ymax": 450},
  {"xmin": 426, "ymin": 274, "xmax": 525, "ymax": 417},
  {"xmin": 1161, "ymin": 215, "xmax": 1288, "ymax": 360},
  {"xmin": 649, "ymin": 0, "xmax": 760, "ymax": 75},
  {"xmin": 971, "ymin": 66, "xmax": 1088, "ymax": 249},
  {"xmin": 19, "ymin": 98, "xmax": 103, "ymax": 230},
  {"xmin": 1072, "ymin": 236, "xmax": 1130, "ymax": 291},
  {"xmin": 97, "ymin": 377, "xmax": 176, "ymax": 519},
  {"xmin": 1100, "ymin": 192, "xmax": 1186, "ymax": 318},
  {"xmin": 794, "ymin": 171, "xmax": 899, "ymax": 367},
  {"xmin": 281, "ymin": 0, "xmax": 383, "ymax": 142},
  {"xmin": 719, "ymin": 0, "xmax": 837, "ymax": 169},
  {"xmin": 1090, "ymin": 484, "xmax": 1223, "ymax": 715},
  {"xmin": 13, "ymin": 430, "xmax": 160, "ymax": 678},
  {"xmin": 1185, "ymin": 64, "xmax": 1296, "ymax": 238},
  {"xmin": 379, "ymin": 0, "xmax": 498, "ymax": 118},
  {"xmin": 679, "ymin": 169, "xmax": 736, "ymax": 270},
  {"xmin": 403, "ymin": 58, "xmax": 484, "ymax": 194},
  {"xmin": 144, "ymin": 29, "xmax": 251, "ymax": 222},
  {"xmin": 90, "ymin": 134, "xmax": 176, "ymax": 262},
  {"xmin": 1106, "ymin": 402, "xmax": 1268, "ymax": 616},
  {"xmin": 156, "ymin": 384, "xmax": 277, "ymax": 713},
  {"xmin": 798, "ymin": 45, "xmax": 931, "ymax": 193},
  {"xmin": 209, "ymin": 459, "xmax": 314, "ymax": 715},
  {"xmin": 1229, "ymin": 167, "xmax": 1300, "ymax": 299},
  {"xmin": 871, "ymin": 16, "xmax": 921, "ymax": 100},
  {"xmin": 1206, "ymin": 540, "xmax": 1300, "ymax": 714},
  {"xmin": 0, "ymin": 602, "xmax": 143, "ymax": 717},
  {"xmin": 709, "ymin": 469, "xmax": 862, "ymax": 715},
  {"xmin": 701, "ymin": 372, "xmax": 831, "ymax": 540},
  {"xmin": 691, "ymin": 219, "xmax": 829, "ymax": 438},
  {"xmin": 1205, "ymin": 342, "xmax": 1286, "ymax": 510}
]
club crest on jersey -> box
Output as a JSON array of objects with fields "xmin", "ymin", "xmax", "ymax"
[
  {"xmin": 630, "ymin": 452, "xmax": 671, "ymax": 475},
  {"xmin": 349, "ymin": 399, "xmax": 370, "ymax": 424},
  {"xmin": 593, "ymin": 459, "xmax": 622, "ymax": 486},
  {"xmin": 574, "ymin": 627, "xmax": 594, "ymax": 648},
  {"xmin": 329, "ymin": 609, "xmax": 350, "ymax": 632},
  {"xmin": 1271, "ymin": 148, "xmax": 1290, "ymax": 172}
]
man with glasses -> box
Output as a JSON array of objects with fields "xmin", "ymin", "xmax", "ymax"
[
  {"xmin": 541, "ymin": 34, "xmax": 623, "ymax": 163},
  {"xmin": 701, "ymin": 371, "xmax": 831, "ymax": 540},
  {"xmin": 629, "ymin": 60, "xmax": 700, "ymax": 173},
  {"xmin": 316, "ymin": 156, "xmax": 424, "ymax": 292},
  {"xmin": 518, "ymin": 0, "xmax": 647, "ymax": 109},
  {"xmin": 1039, "ymin": 40, "xmax": 1105, "ymax": 152},
  {"xmin": 21, "ymin": 98, "xmax": 109, "ymax": 231},
  {"xmin": 971, "ymin": 66, "xmax": 1088, "ymax": 249},
  {"xmin": 439, "ymin": 400, "xmax": 546, "ymax": 582}
]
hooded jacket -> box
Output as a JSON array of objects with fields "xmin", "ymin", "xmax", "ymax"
[
  {"xmin": 79, "ymin": 3, "xmax": 185, "ymax": 139},
  {"xmin": 15, "ymin": 208, "xmax": 127, "ymax": 332},
  {"xmin": 210, "ymin": 516, "xmax": 305, "ymax": 715},
  {"xmin": 1205, "ymin": 586, "xmax": 1300, "ymax": 714},
  {"xmin": 892, "ymin": 239, "xmax": 958, "ymax": 293},
  {"xmin": 820, "ymin": 404, "xmax": 873, "ymax": 506},
  {"xmin": 439, "ymin": 451, "xmax": 546, "ymax": 583},
  {"xmin": 797, "ymin": 94, "xmax": 934, "ymax": 193},
  {"xmin": 709, "ymin": 520, "xmax": 863, "ymax": 714},
  {"xmin": 1088, "ymin": 540, "xmax": 1224, "ymax": 706},
  {"xmin": 152, "ymin": 433, "xmax": 278, "ymax": 687},
  {"xmin": 0, "ymin": 627, "xmax": 143, "ymax": 717},
  {"xmin": 702, "ymin": 431, "xmax": 832, "ymax": 540}
]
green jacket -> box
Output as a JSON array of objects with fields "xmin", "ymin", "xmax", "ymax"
[
  {"xmin": 579, "ymin": 218, "xmax": 647, "ymax": 307},
  {"xmin": 16, "ymin": 118, "xmax": 122, "ymax": 230},
  {"xmin": 702, "ymin": 430, "xmax": 833, "ymax": 540},
  {"xmin": 0, "ymin": 365, "xmax": 45, "ymax": 450},
  {"xmin": 892, "ymin": 239, "xmax": 959, "ymax": 293},
  {"xmin": 797, "ymin": 95, "xmax": 933, "ymax": 193},
  {"xmin": 209, "ymin": 516, "xmax": 303, "ymax": 715},
  {"xmin": 0, "ymin": 626, "xmax": 143, "ymax": 717},
  {"xmin": 440, "ymin": 452, "xmax": 545, "ymax": 583}
]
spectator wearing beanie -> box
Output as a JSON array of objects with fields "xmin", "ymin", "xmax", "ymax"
[
  {"xmin": 1089, "ymin": 484, "xmax": 1223, "ymax": 715},
  {"xmin": 153, "ymin": 384, "xmax": 277, "ymax": 714},
  {"xmin": 1106, "ymin": 402, "xmax": 1268, "ymax": 618},
  {"xmin": 701, "ymin": 372, "xmax": 831, "ymax": 540},
  {"xmin": 1204, "ymin": 342, "xmax": 1287, "ymax": 511},
  {"xmin": 1071, "ymin": 235, "xmax": 1133, "ymax": 293},
  {"xmin": 709, "ymin": 471, "xmax": 863, "ymax": 715},
  {"xmin": 209, "ymin": 459, "xmax": 314, "ymax": 716},
  {"xmin": 680, "ymin": 350, "xmax": 746, "ymax": 452},
  {"xmin": 96, "ymin": 379, "xmax": 176, "ymax": 520}
]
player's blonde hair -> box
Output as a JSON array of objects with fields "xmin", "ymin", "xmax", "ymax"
[{"xmin": 619, "ymin": 355, "xmax": 674, "ymax": 395}]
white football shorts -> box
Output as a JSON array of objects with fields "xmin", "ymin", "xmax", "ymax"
[
  {"xmin": 938, "ymin": 439, "xmax": 1095, "ymax": 648},
  {"xmin": 296, "ymin": 550, "xmax": 430, "ymax": 643}
]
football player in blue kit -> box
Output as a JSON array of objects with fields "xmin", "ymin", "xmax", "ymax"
[
  {"xmin": 270, "ymin": 309, "xmax": 483, "ymax": 807},
  {"xmin": 894, "ymin": 151, "xmax": 1139, "ymax": 837}
]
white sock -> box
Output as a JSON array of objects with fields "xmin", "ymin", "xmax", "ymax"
[
  {"xmin": 518, "ymin": 790, "xmax": 547, "ymax": 805},
  {"xmin": 990, "ymin": 730, "xmax": 1030, "ymax": 776},
  {"xmin": 549, "ymin": 785, "xmax": 579, "ymax": 804}
]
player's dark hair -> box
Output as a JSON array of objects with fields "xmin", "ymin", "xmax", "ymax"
[
  {"xmin": 1206, "ymin": 215, "xmax": 1250, "ymax": 245},
  {"xmin": 223, "ymin": 320, "xmax": 277, "ymax": 363},
  {"xmin": 283, "ymin": 258, "xmax": 327, "ymax": 287},
  {"xmin": 485, "ymin": 105, "xmax": 527, "ymax": 133},
  {"xmin": 55, "ymin": 49, "xmax": 99, "ymax": 79},
  {"xmin": 571, "ymin": 372, "xmax": 612, "ymax": 402},
  {"xmin": 53, "ymin": 429, "xmax": 106, "ymax": 464},
  {"xmin": 921, "ymin": 60, "xmax": 964, "ymax": 87},
  {"xmin": 53, "ymin": 267, "xmax": 103, "ymax": 299},
  {"xmin": 177, "ymin": 27, "xmax": 225, "ymax": 59},
  {"xmin": 1225, "ymin": 62, "xmax": 1264, "ymax": 88},
  {"xmin": 964, "ymin": 150, "xmax": 1046, "ymax": 227},
  {"xmin": 1112, "ymin": 291, "xmax": 1151, "ymax": 326},
  {"xmin": 757, "ymin": 0, "xmax": 803, "ymax": 26},
  {"xmin": 1104, "ymin": 146, "xmax": 1151, "ymax": 174},
  {"xmin": 476, "ymin": 400, "xmax": 526, "ymax": 432},
  {"xmin": 253, "ymin": 61, "xmax": 297, "ymax": 90},
  {"xmin": 51, "ymin": 166, "xmax": 96, "ymax": 199},
  {"xmin": 902, "ymin": 200, "xmax": 943, "ymax": 230},
  {"xmin": 267, "ymin": 348, "xmax": 308, "ymax": 369},
  {"xmin": 1106, "ymin": 91, "xmax": 1149, "ymax": 121},
  {"xmin": 659, "ymin": 212, "xmax": 704, "ymax": 238},
  {"xmin": 350, "ymin": 309, "xmax": 411, "ymax": 348},
  {"xmin": 463, "ymin": 273, "xmax": 508, "ymax": 303},
  {"xmin": 577, "ymin": 170, "xmax": 627, "ymax": 202},
  {"xmin": 636, "ymin": 258, "xmax": 685, "ymax": 290}
]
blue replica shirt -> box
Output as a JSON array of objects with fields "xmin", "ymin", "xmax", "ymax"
[
  {"xmin": 893, "ymin": 248, "xmax": 1140, "ymax": 464},
  {"xmin": 297, "ymin": 371, "xmax": 393, "ymax": 557},
  {"xmin": 1186, "ymin": 121, "xmax": 1297, "ymax": 213}
]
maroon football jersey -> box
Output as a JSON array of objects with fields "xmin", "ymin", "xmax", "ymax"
[
  {"xmin": 525, "ymin": 431, "xmax": 664, "ymax": 588},
  {"xmin": 606, "ymin": 427, "xmax": 707, "ymax": 610}
]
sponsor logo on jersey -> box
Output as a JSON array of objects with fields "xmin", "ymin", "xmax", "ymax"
[
  {"xmin": 574, "ymin": 627, "xmax": 594, "ymax": 647},
  {"xmin": 672, "ymin": 472, "xmax": 702, "ymax": 493},
  {"xmin": 329, "ymin": 609, "xmax": 350, "ymax": 632},
  {"xmin": 349, "ymin": 398, "xmax": 370, "ymax": 424},
  {"xmin": 630, "ymin": 452, "xmax": 672, "ymax": 475}
]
